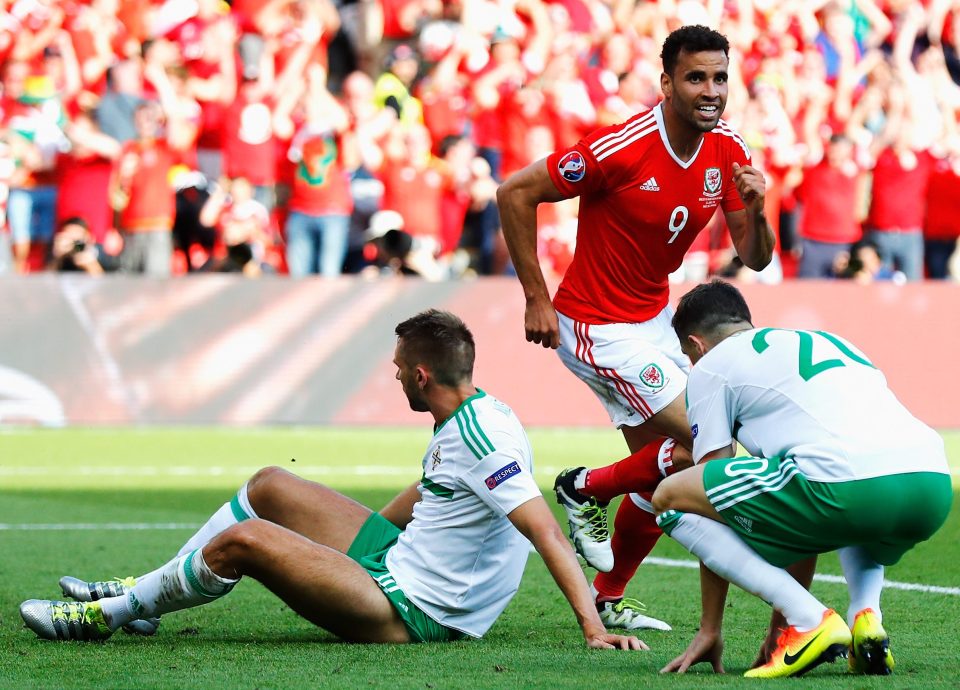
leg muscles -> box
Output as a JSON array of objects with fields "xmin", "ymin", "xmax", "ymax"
[
  {"xmin": 246, "ymin": 466, "xmax": 373, "ymax": 553},
  {"xmin": 206, "ymin": 520, "xmax": 410, "ymax": 643}
]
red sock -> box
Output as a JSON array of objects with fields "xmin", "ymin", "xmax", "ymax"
[
  {"xmin": 583, "ymin": 440, "xmax": 664, "ymax": 502},
  {"xmin": 593, "ymin": 496, "xmax": 662, "ymax": 601}
]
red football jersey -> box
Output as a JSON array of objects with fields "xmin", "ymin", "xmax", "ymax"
[{"xmin": 546, "ymin": 104, "xmax": 749, "ymax": 324}]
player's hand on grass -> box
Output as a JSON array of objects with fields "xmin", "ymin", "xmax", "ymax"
[
  {"xmin": 585, "ymin": 631, "xmax": 648, "ymax": 651},
  {"xmin": 751, "ymin": 627, "xmax": 780, "ymax": 668},
  {"xmin": 524, "ymin": 294, "xmax": 560, "ymax": 349},
  {"xmin": 732, "ymin": 162, "xmax": 765, "ymax": 213},
  {"xmin": 660, "ymin": 629, "xmax": 724, "ymax": 674}
]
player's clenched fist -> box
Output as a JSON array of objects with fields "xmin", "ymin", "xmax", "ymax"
[
  {"xmin": 524, "ymin": 295, "xmax": 561, "ymax": 349},
  {"xmin": 732, "ymin": 162, "xmax": 765, "ymax": 212}
]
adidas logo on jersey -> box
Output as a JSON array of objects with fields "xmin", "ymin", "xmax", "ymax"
[
  {"xmin": 733, "ymin": 515, "xmax": 754, "ymax": 533},
  {"xmin": 639, "ymin": 177, "xmax": 660, "ymax": 191}
]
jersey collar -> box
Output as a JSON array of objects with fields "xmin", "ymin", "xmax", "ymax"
[
  {"xmin": 434, "ymin": 388, "xmax": 487, "ymax": 435},
  {"xmin": 655, "ymin": 103, "xmax": 704, "ymax": 170}
]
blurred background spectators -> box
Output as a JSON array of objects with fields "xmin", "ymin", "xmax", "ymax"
[{"xmin": 0, "ymin": 0, "xmax": 957, "ymax": 281}]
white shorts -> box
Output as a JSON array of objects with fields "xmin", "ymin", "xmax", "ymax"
[{"xmin": 556, "ymin": 308, "xmax": 690, "ymax": 429}]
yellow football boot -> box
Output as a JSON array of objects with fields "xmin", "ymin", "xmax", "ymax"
[{"xmin": 745, "ymin": 609, "xmax": 851, "ymax": 678}]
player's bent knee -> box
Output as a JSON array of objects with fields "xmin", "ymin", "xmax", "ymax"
[
  {"xmin": 246, "ymin": 466, "xmax": 291, "ymax": 506},
  {"xmin": 651, "ymin": 475, "xmax": 682, "ymax": 515},
  {"xmin": 212, "ymin": 519, "xmax": 275, "ymax": 564}
]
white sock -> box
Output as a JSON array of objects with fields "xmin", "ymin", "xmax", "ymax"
[
  {"xmin": 658, "ymin": 510, "xmax": 826, "ymax": 631},
  {"xmin": 176, "ymin": 483, "xmax": 258, "ymax": 558},
  {"xmin": 101, "ymin": 550, "xmax": 238, "ymax": 630},
  {"xmin": 839, "ymin": 546, "xmax": 884, "ymax": 627}
]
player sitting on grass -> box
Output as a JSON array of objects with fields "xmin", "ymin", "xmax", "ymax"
[
  {"xmin": 20, "ymin": 310, "xmax": 645, "ymax": 651},
  {"xmin": 652, "ymin": 280, "xmax": 951, "ymax": 678}
]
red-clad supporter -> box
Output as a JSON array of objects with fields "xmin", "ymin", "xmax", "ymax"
[
  {"xmin": 115, "ymin": 0, "xmax": 154, "ymax": 45},
  {"xmin": 469, "ymin": 0, "xmax": 552, "ymax": 180},
  {"xmin": 164, "ymin": 4, "xmax": 238, "ymax": 182},
  {"xmin": 379, "ymin": 123, "xmax": 443, "ymax": 244},
  {"xmin": 273, "ymin": 0, "xmax": 339, "ymax": 70},
  {"xmin": 542, "ymin": 44, "xmax": 596, "ymax": 149},
  {"xmin": 380, "ymin": 0, "xmax": 440, "ymax": 42},
  {"xmin": 284, "ymin": 64, "xmax": 354, "ymax": 277},
  {"xmin": 795, "ymin": 135, "xmax": 864, "ymax": 278},
  {"xmin": 866, "ymin": 143, "xmax": 933, "ymax": 282},
  {"xmin": 110, "ymin": 101, "xmax": 184, "ymax": 276},
  {"xmin": 924, "ymin": 150, "xmax": 960, "ymax": 279},
  {"xmin": 230, "ymin": 0, "xmax": 273, "ymax": 35},
  {"xmin": 68, "ymin": 0, "xmax": 134, "ymax": 95},
  {"xmin": 221, "ymin": 30, "xmax": 318, "ymax": 213},
  {"xmin": 56, "ymin": 109, "xmax": 122, "ymax": 246},
  {"xmin": 7, "ymin": 0, "xmax": 65, "ymax": 66},
  {"xmin": 582, "ymin": 33, "xmax": 635, "ymax": 110},
  {"xmin": 437, "ymin": 134, "xmax": 473, "ymax": 256},
  {"xmin": 417, "ymin": 36, "xmax": 469, "ymax": 150},
  {"xmin": 341, "ymin": 70, "xmax": 394, "ymax": 162},
  {"xmin": 0, "ymin": 7, "xmax": 18, "ymax": 68}
]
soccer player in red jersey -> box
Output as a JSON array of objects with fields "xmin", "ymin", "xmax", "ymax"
[{"xmin": 497, "ymin": 25, "xmax": 774, "ymax": 630}]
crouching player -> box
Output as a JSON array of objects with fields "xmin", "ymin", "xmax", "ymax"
[
  {"xmin": 653, "ymin": 281, "xmax": 951, "ymax": 677},
  {"xmin": 20, "ymin": 310, "xmax": 645, "ymax": 651}
]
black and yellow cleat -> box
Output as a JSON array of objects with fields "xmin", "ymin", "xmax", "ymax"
[
  {"xmin": 849, "ymin": 608, "xmax": 894, "ymax": 675},
  {"xmin": 745, "ymin": 609, "xmax": 851, "ymax": 678}
]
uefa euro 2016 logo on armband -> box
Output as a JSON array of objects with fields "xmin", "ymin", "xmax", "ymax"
[{"xmin": 558, "ymin": 151, "xmax": 586, "ymax": 182}]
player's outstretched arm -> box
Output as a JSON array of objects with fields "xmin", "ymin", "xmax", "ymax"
[
  {"xmin": 726, "ymin": 162, "xmax": 775, "ymax": 271},
  {"xmin": 508, "ymin": 496, "xmax": 647, "ymax": 651},
  {"xmin": 497, "ymin": 160, "xmax": 567, "ymax": 349}
]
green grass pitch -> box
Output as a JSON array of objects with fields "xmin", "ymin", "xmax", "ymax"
[{"xmin": 1, "ymin": 427, "xmax": 958, "ymax": 689}]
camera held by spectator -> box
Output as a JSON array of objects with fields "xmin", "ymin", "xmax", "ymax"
[{"xmin": 48, "ymin": 217, "xmax": 108, "ymax": 275}]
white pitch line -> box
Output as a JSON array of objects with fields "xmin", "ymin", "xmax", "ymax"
[
  {"xmin": 0, "ymin": 522, "xmax": 199, "ymax": 531},
  {"xmin": 0, "ymin": 465, "xmax": 415, "ymax": 477},
  {"xmin": 0, "ymin": 526, "xmax": 956, "ymax": 597},
  {"xmin": 643, "ymin": 557, "xmax": 960, "ymax": 596}
]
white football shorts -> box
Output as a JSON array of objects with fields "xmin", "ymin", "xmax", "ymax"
[{"xmin": 556, "ymin": 307, "xmax": 690, "ymax": 429}]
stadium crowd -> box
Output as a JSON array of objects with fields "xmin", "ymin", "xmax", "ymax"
[{"xmin": 0, "ymin": 0, "xmax": 957, "ymax": 281}]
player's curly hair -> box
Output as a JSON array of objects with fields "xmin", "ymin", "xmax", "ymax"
[
  {"xmin": 672, "ymin": 279, "xmax": 752, "ymax": 342},
  {"xmin": 660, "ymin": 25, "xmax": 730, "ymax": 77},
  {"xmin": 395, "ymin": 309, "xmax": 475, "ymax": 386}
]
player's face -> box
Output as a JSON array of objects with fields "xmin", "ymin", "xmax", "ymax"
[
  {"xmin": 394, "ymin": 341, "xmax": 430, "ymax": 412},
  {"xmin": 662, "ymin": 50, "xmax": 728, "ymax": 133}
]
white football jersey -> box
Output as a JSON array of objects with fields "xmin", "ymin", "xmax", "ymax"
[
  {"xmin": 386, "ymin": 390, "xmax": 540, "ymax": 638},
  {"xmin": 687, "ymin": 328, "xmax": 948, "ymax": 481}
]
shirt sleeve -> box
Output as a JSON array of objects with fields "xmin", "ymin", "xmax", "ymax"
[
  {"xmin": 687, "ymin": 362, "xmax": 736, "ymax": 464},
  {"xmin": 545, "ymin": 138, "xmax": 608, "ymax": 199},
  {"xmin": 461, "ymin": 448, "xmax": 541, "ymax": 517}
]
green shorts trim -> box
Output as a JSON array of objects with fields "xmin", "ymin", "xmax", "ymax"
[
  {"xmin": 347, "ymin": 512, "xmax": 465, "ymax": 643},
  {"xmin": 700, "ymin": 456, "xmax": 952, "ymax": 568}
]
